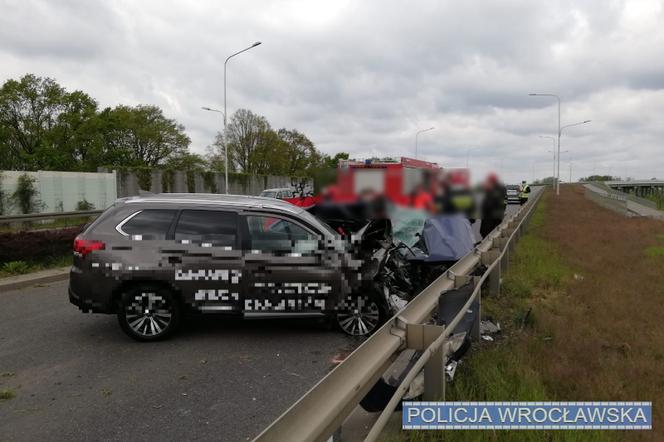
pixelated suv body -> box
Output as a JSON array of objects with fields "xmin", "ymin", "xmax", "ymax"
[{"xmin": 69, "ymin": 193, "xmax": 387, "ymax": 341}]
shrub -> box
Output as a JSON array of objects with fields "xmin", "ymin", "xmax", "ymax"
[
  {"xmin": 161, "ymin": 169, "xmax": 175, "ymax": 192},
  {"xmin": 136, "ymin": 168, "xmax": 152, "ymax": 191},
  {"xmin": 0, "ymin": 227, "xmax": 81, "ymax": 264},
  {"xmin": 0, "ymin": 171, "xmax": 5, "ymax": 215},
  {"xmin": 202, "ymin": 171, "xmax": 217, "ymax": 193},
  {"xmin": 11, "ymin": 173, "xmax": 42, "ymax": 214},
  {"xmin": 76, "ymin": 200, "xmax": 95, "ymax": 211},
  {"xmin": 186, "ymin": 170, "xmax": 196, "ymax": 193},
  {"xmin": 1, "ymin": 260, "xmax": 30, "ymax": 275}
]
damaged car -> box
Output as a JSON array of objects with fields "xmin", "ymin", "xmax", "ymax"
[{"xmin": 69, "ymin": 193, "xmax": 413, "ymax": 341}]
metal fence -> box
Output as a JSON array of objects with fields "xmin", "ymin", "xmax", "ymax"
[{"xmin": 254, "ymin": 189, "xmax": 544, "ymax": 442}]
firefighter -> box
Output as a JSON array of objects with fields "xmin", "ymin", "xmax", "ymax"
[
  {"xmin": 519, "ymin": 180, "xmax": 531, "ymax": 205},
  {"xmin": 480, "ymin": 173, "xmax": 507, "ymax": 238},
  {"xmin": 437, "ymin": 170, "xmax": 476, "ymax": 221}
]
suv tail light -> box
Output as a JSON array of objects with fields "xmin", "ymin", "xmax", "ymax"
[{"xmin": 73, "ymin": 237, "xmax": 105, "ymax": 257}]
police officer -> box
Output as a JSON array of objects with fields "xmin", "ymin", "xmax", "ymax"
[{"xmin": 519, "ymin": 180, "xmax": 531, "ymax": 205}]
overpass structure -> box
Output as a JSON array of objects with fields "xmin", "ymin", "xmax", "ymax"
[{"xmin": 605, "ymin": 179, "xmax": 664, "ymax": 197}]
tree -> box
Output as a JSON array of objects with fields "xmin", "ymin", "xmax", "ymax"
[
  {"xmin": 277, "ymin": 128, "xmax": 320, "ymax": 175},
  {"xmin": 579, "ymin": 175, "xmax": 617, "ymax": 182},
  {"xmin": 98, "ymin": 105, "xmax": 190, "ymax": 167},
  {"xmin": 0, "ymin": 74, "xmax": 99, "ymax": 170},
  {"xmin": 164, "ymin": 151, "xmax": 208, "ymax": 170}
]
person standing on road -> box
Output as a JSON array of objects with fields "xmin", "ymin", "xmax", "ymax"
[
  {"xmin": 480, "ymin": 173, "xmax": 507, "ymax": 238},
  {"xmin": 519, "ymin": 180, "xmax": 531, "ymax": 205}
]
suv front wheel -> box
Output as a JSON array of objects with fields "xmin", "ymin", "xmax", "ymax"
[
  {"xmin": 117, "ymin": 285, "xmax": 182, "ymax": 341},
  {"xmin": 335, "ymin": 295, "xmax": 385, "ymax": 336}
]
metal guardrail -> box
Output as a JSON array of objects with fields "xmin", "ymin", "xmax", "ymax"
[
  {"xmin": 254, "ymin": 189, "xmax": 544, "ymax": 442},
  {"xmin": 0, "ymin": 210, "xmax": 103, "ymax": 225},
  {"xmin": 584, "ymin": 185, "xmax": 629, "ymax": 216},
  {"xmin": 590, "ymin": 182, "xmax": 658, "ymax": 209}
]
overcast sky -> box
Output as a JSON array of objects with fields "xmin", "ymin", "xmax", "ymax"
[{"xmin": 2, "ymin": 0, "xmax": 663, "ymax": 182}]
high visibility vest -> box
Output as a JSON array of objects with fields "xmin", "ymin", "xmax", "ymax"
[{"xmin": 519, "ymin": 184, "xmax": 530, "ymax": 199}]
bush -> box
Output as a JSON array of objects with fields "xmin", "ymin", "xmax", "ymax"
[
  {"xmin": 76, "ymin": 200, "xmax": 95, "ymax": 211},
  {"xmin": 11, "ymin": 173, "xmax": 42, "ymax": 214},
  {"xmin": 1, "ymin": 261, "xmax": 30, "ymax": 275},
  {"xmin": 0, "ymin": 227, "xmax": 81, "ymax": 264},
  {"xmin": 0, "ymin": 171, "xmax": 5, "ymax": 215}
]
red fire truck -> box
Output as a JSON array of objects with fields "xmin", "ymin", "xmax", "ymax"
[{"xmin": 284, "ymin": 157, "xmax": 445, "ymax": 207}]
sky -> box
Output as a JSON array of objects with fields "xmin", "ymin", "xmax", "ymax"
[{"xmin": 1, "ymin": 0, "xmax": 663, "ymax": 183}]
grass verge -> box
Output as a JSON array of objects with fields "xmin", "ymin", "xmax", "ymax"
[
  {"xmin": 406, "ymin": 189, "xmax": 645, "ymax": 441},
  {"xmin": 0, "ymin": 254, "xmax": 71, "ymax": 278}
]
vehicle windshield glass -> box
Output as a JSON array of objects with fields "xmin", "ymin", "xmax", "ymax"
[{"xmin": 261, "ymin": 191, "xmax": 277, "ymax": 198}]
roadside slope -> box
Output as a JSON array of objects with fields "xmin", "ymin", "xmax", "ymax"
[{"xmin": 429, "ymin": 185, "xmax": 663, "ymax": 442}]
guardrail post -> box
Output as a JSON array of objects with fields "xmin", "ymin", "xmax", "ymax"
[
  {"xmin": 406, "ymin": 323, "xmax": 446, "ymax": 401},
  {"xmin": 481, "ymin": 249, "xmax": 501, "ymax": 297},
  {"xmin": 471, "ymin": 276, "xmax": 481, "ymax": 341}
]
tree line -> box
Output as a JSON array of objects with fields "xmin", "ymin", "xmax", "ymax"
[{"xmin": 0, "ymin": 74, "xmax": 347, "ymax": 177}]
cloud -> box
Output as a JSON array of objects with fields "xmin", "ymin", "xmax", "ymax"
[{"xmin": 1, "ymin": 0, "xmax": 664, "ymax": 183}]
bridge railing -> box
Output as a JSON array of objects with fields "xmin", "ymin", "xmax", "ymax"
[{"xmin": 254, "ymin": 188, "xmax": 544, "ymax": 442}]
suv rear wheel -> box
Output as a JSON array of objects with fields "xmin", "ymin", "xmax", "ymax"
[{"xmin": 117, "ymin": 285, "xmax": 181, "ymax": 341}]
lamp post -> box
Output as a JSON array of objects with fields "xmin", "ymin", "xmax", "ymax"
[
  {"xmin": 529, "ymin": 93, "xmax": 561, "ymax": 194},
  {"xmin": 414, "ymin": 127, "xmax": 435, "ymax": 159},
  {"xmin": 540, "ymin": 135, "xmax": 556, "ymax": 182},
  {"xmin": 529, "ymin": 93, "xmax": 590, "ymax": 195},
  {"xmin": 215, "ymin": 41, "xmax": 262, "ymax": 194},
  {"xmin": 559, "ymin": 120, "xmax": 590, "ymax": 187}
]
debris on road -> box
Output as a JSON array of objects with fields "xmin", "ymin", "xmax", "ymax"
[
  {"xmin": 445, "ymin": 360, "xmax": 458, "ymax": 381},
  {"xmin": 480, "ymin": 319, "xmax": 501, "ymax": 334}
]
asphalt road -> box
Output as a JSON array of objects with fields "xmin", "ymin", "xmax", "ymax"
[
  {"xmin": 0, "ymin": 200, "xmax": 528, "ymax": 442},
  {"xmin": 0, "ymin": 280, "xmax": 356, "ymax": 442}
]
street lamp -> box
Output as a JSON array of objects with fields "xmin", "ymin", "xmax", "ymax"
[
  {"xmin": 529, "ymin": 93, "xmax": 590, "ymax": 195},
  {"xmin": 217, "ymin": 41, "xmax": 262, "ymax": 194},
  {"xmin": 415, "ymin": 127, "xmax": 435, "ymax": 159},
  {"xmin": 529, "ymin": 93, "xmax": 561, "ymax": 194},
  {"xmin": 540, "ymin": 135, "xmax": 556, "ymax": 181},
  {"xmin": 560, "ymin": 120, "xmax": 590, "ymax": 186}
]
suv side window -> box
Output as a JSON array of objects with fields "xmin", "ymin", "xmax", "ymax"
[
  {"xmin": 245, "ymin": 215, "xmax": 315, "ymax": 251},
  {"xmin": 174, "ymin": 210, "xmax": 238, "ymax": 246},
  {"xmin": 120, "ymin": 209, "xmax": 177, "ymax": 239}
]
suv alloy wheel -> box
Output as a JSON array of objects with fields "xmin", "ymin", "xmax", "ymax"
[{"xmin": 117, "ymin": 285, "xmax": 182, "ymax": 341}]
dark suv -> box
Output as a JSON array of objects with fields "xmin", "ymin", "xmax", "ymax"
[{"xmin": 69, "ymin": 194, "xmax": 384, "ymax": 341}]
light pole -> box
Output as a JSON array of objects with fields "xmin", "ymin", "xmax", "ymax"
[
  {"xmin": 219, "ymin": 41, "xmax": 262, "ymax": 194},
  {"xmin": 540, "ymin": 135, "xmax": 556, "ymax": 182},
  {"xmin": 415, "ymin": 127, "xmax": 435, "ymax": 159},
  {"xmin": 559, "ymin": 120, "xmax": 590, "ymax": 186},
  {"xmin": 529, "ymin": 93, "xmax": 590, "ymax": 195},
  {"xmin": 529, "ymin": 93, "xmax": 561, "ymax": 194}
]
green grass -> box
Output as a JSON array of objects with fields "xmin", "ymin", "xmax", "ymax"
[
  {"xmin": 0, "ymin": 254, "xmax": 71, "ymax": 278},
  {"xmin": 0, "ymin": 389, "xmax": 16, "ymax": 400},
  {"xmin": 405, "ymin": 195, "xmax": 612, "ymax": 442},
  {"xmin": 645, "ymin": 246, "xmax": 664, "ymax": 258}
]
